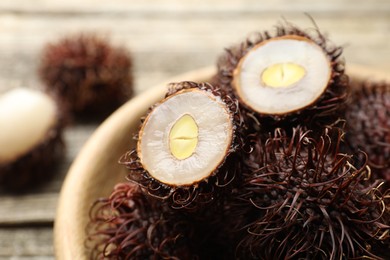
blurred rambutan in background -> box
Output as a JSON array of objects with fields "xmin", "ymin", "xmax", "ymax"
[{"xmin": 39, "ymin": 33, "xmax": 133, "ymax": 119}]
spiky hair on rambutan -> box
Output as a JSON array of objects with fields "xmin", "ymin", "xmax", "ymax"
[
  {"xmin": 345, "ymin": 81, "xmax": 390, "ymax": 185},
  {"xmin": 86, "ymin": 182, "xmax": 197, "ymax": 259},
  {"xmin": 0, "ymin": 122, "xmax": 64, "ymax": 191},
  {"xmin": 120, "ymin": 81, "xmax": 245, "ymax": 210},
  {"xmin": 216, "ymin": 22, "xmax": 349, "ymax": 130},
  {"xmin": 38, "ymin": 33, "xmax": 133, "ymax": 118},
  {"xmin": 229, "ymin": 127, "xmax": 389, "ymax": 260}
]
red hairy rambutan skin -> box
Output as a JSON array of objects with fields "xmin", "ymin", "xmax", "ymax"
[
  {"xmin": 345, "ymin": 81, "xmax": 390, "ymax": 186},
  {"xmin": 86, "ymin": 183, "xmax": 197, "ymax": 259},
  {"xmin": 225, "ymin": 127, "xmax": 389, "ymax": 259},
  {"xmin": 215, "ymin": 22, "xmax": 349, "ymax": 131},
  {"xmin": 0, "ymin": 123, "xmax": 64, "ymax": 191},
  {"xmin": 39, "ymin": 34, "xmax": 133, "ymax": 118}
]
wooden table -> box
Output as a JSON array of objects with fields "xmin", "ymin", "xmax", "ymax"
[{"xmin": 0, "ymin": 0, "xmax": 389, "ymax": 258}]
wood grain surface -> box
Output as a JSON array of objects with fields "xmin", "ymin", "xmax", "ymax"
[{"xmin": 0, "ymin": 0, "xmax": 389, "ymax": 258}]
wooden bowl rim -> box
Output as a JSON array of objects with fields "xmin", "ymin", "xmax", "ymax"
[{"xmin": 54, "ymin": 64, "xmax": 390, "ymax": 260}]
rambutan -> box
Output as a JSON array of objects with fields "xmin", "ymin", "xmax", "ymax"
[
  {"xmin": 216, "ymin": 22, "xmax": 348, "ymax": 130},
  {"xmin": 228, "ymin": 127, "xmax": 389, "ymax": 259},
  {"xmin": 345, "ymin": 81, "xmax": 390, "ymax": 185},
  {"xmin": 38, "ymin": 33, "xmax": 133, "ymax": 118},
  {"xmin": 120, "ymin": 81, "xmax": 245, "ymax": 210},
  {"xmin": 87, "ymin": 182, "xmax": 197, "ymax": 259},
  {"xmin": 0, "ymin": 88, "xmax": 64, "ymax": 191}
]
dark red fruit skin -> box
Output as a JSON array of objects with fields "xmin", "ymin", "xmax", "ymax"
[
  {"xmin": 345, "ymin": 81, "xmax": 390, "ymax": 186},
  {"xmin": 0, "ymin": 119, "xmax": 64, "ymax": 192},
  {"xmin": 87, "ymin": 182, "xmax": 199, "ymax": 260},
  {"xmin": 39, "ymin": 34, "xmax": 133, "ymax": 119},
  {"xmin": 215, "ymin": 23, "xmax": 349, "ymax": 132},
  {"xmin": 120, "ymin": 81, "xmax": 247, "ymax": 211},
  {"xmin": 223, "ymin": 127, "xmax": 389, "ymax": 260}
]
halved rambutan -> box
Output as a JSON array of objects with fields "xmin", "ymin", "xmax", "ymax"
[
  {"xmin": 216, "ymin": 23, "xmax": 349, "ymax": 129},
  {"xmin": 120, "ymin": 81, "xmax": 245, "ymax": 210}
]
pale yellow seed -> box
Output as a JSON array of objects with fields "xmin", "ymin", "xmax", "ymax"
[
  {"xmin": 261, "ymin": 63, "xmax": 306, "ymax": 88},
  {"xmin": 169, "ymin": 114, "xmax": 198, "ymax": 160}
]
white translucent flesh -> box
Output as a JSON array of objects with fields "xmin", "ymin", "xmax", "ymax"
[
  {"xmin": 0, "ymin": 88, "xmax": 57, "ymax": 164},
  {"xmin": 138, "ymin": 89, "xmax": 233, "ymax": 186},
  {"xmin": 234, "ymin": 37, "xmax": 331, "ymax": 114}
]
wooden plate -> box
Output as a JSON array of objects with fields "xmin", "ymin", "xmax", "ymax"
[{"xmin": 54, "ymin": 64, "xmax": 389, "ymax": 259}]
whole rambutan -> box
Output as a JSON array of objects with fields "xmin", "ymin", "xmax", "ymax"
[
  {"xmin": 38, "ymin": 33, "xmax": 133, "ymax": 118},
  {"xmin": 120, "ymin": 81, "xmax": 245, "ymax": 210},
  {"xmin": 345, "ymin": 81, "xmax": 390, "ymax": 185},
  {"xmin": 215, "ymin": 22, "xmax": 349, "ymax": 130},
  {"xmin": 227, "ymin": 127, "xmax": 389, "ymax": 259},
  {"xmin": 87, "ymin": 182, "xmax": 197, "ymax": 259},
  {"xmin": 0, "ymin": 88, "xmax": 65, "ymax": 191}
]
